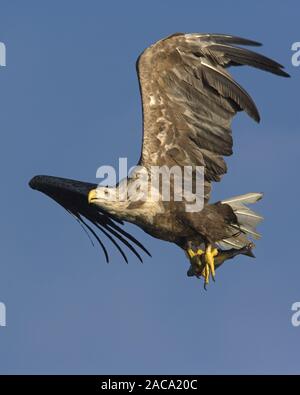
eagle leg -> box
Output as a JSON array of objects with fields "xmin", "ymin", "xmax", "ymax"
[
  {"xmin": 203, "ymin": 244, "xmax": 218, "ymax": 288},
  {"xmin": 187, "ymin": 244, "xmax": 218, "ymax": 289}
]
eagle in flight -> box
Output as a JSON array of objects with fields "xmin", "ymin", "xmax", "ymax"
[{"xmin": 29, "ymin": 33, "xmax": 289, "ymax": 288}]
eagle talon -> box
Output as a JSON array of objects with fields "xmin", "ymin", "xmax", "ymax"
[
  {"xmin": 187, "ymin": 245, "xmax": 218, "ymax": 288},
  {"xmin": 187, "ymin": 248, "xmax": 204, "ymax": 277},
  {"xmin": 187, "ymin": 248, "xmax": 204, "ymax": 259},
  {"xmin": 203, "ymin": 244, "xmax": 218, "ymax": 286}
]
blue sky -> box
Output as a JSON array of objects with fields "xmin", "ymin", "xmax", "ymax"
[{"xmin": 0, "ymin": 0, "xmax": 299, "ymax": 374}]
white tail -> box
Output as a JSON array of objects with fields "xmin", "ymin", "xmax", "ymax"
[{"xmin": 217, "ymin": 193, "xmax": 263, "ymax": 249}]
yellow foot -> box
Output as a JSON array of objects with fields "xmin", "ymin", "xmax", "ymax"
[
  {"xmin": 203, "ymin": 245, "xmax": 218, "ymax": 288},
  {"xmin": 187, "ymin": 245, "xmax": 218, "ymax": 288},
  {"xmin": 187, "ymin": 248, "xmax": 204, "ymax": 260}
]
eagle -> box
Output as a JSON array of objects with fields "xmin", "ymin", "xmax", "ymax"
[{"xmin": 29, "ymin": 33, "xmax": 289, "ymax": 288}]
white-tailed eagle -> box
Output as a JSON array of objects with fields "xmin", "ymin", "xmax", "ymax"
[{"xmin": 29, "ymin": 33, "xmax": 289, "ymax": 287}]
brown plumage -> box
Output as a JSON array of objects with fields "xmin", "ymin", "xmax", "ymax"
[{"xmin": 30, "ymin": 33, "xmax": 289, "ymax": 285}]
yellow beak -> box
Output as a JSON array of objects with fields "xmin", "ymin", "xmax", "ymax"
[{"xmin": 88, "ymin": 189, "xmax": 97, "ymax": 204}]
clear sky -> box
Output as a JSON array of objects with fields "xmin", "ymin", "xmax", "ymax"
[{"xmin": 0, "ymin": 0, "xmax": 299, "ymax": 374}]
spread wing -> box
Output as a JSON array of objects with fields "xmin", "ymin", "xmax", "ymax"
[
  {"xmin": 29, "ymin": 176, "xmax": 151, "ymax": 263},
  {"xmin": 136, "ymin": 33, "xmax": 289, "ymax": 202}
]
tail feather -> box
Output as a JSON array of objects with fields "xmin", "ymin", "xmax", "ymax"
[
  {"xmin": 222, "ymin": 192, "xmax": 263, "ymax": 205},
  {"xmin": 217, "ymin": 237, "xmax": 248, "ymax": 249},
  {"xmin": 231, "ymin": 224, "xmax": 261, "ymax": 239},
  {"xmin": 218, "ymin": 192, "xmax": 263, "ymax": 250},
  {"xmin": 234, "ymin": 208, "xmax": 263, "ymax": 227}
]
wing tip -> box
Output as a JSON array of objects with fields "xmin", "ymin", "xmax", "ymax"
[
  {"xmin": 278, "ymin": 69, "xmax": 291, "ymax": 78},
  {"xmin": 251, "ymin": 108, "xmax": 260, "ymax": 123},
  {"xmin": 194, "ymin": 33, "xmax": 263, "ymax": 47}
]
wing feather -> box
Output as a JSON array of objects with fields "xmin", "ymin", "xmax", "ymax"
[{"xmin": 136, "ymin": 33, "xmax": 289, "ymax": 202}]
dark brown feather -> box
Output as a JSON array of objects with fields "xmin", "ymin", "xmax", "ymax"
[{"xmin": 136, "ymin": 33, "xmax": 288, "ymax": 202}]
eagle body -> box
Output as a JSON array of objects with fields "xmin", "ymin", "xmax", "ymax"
[
  {"xmin": 138, "ymin": 202, "xmax": 238, "ymax": 248},
  {"xmin": 30, "ymin": 32, "xmax": 289, "ymax": 286},
  {"xmin": 94, "ymin": 192, "xmax": 236, "ymax": 246}
]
